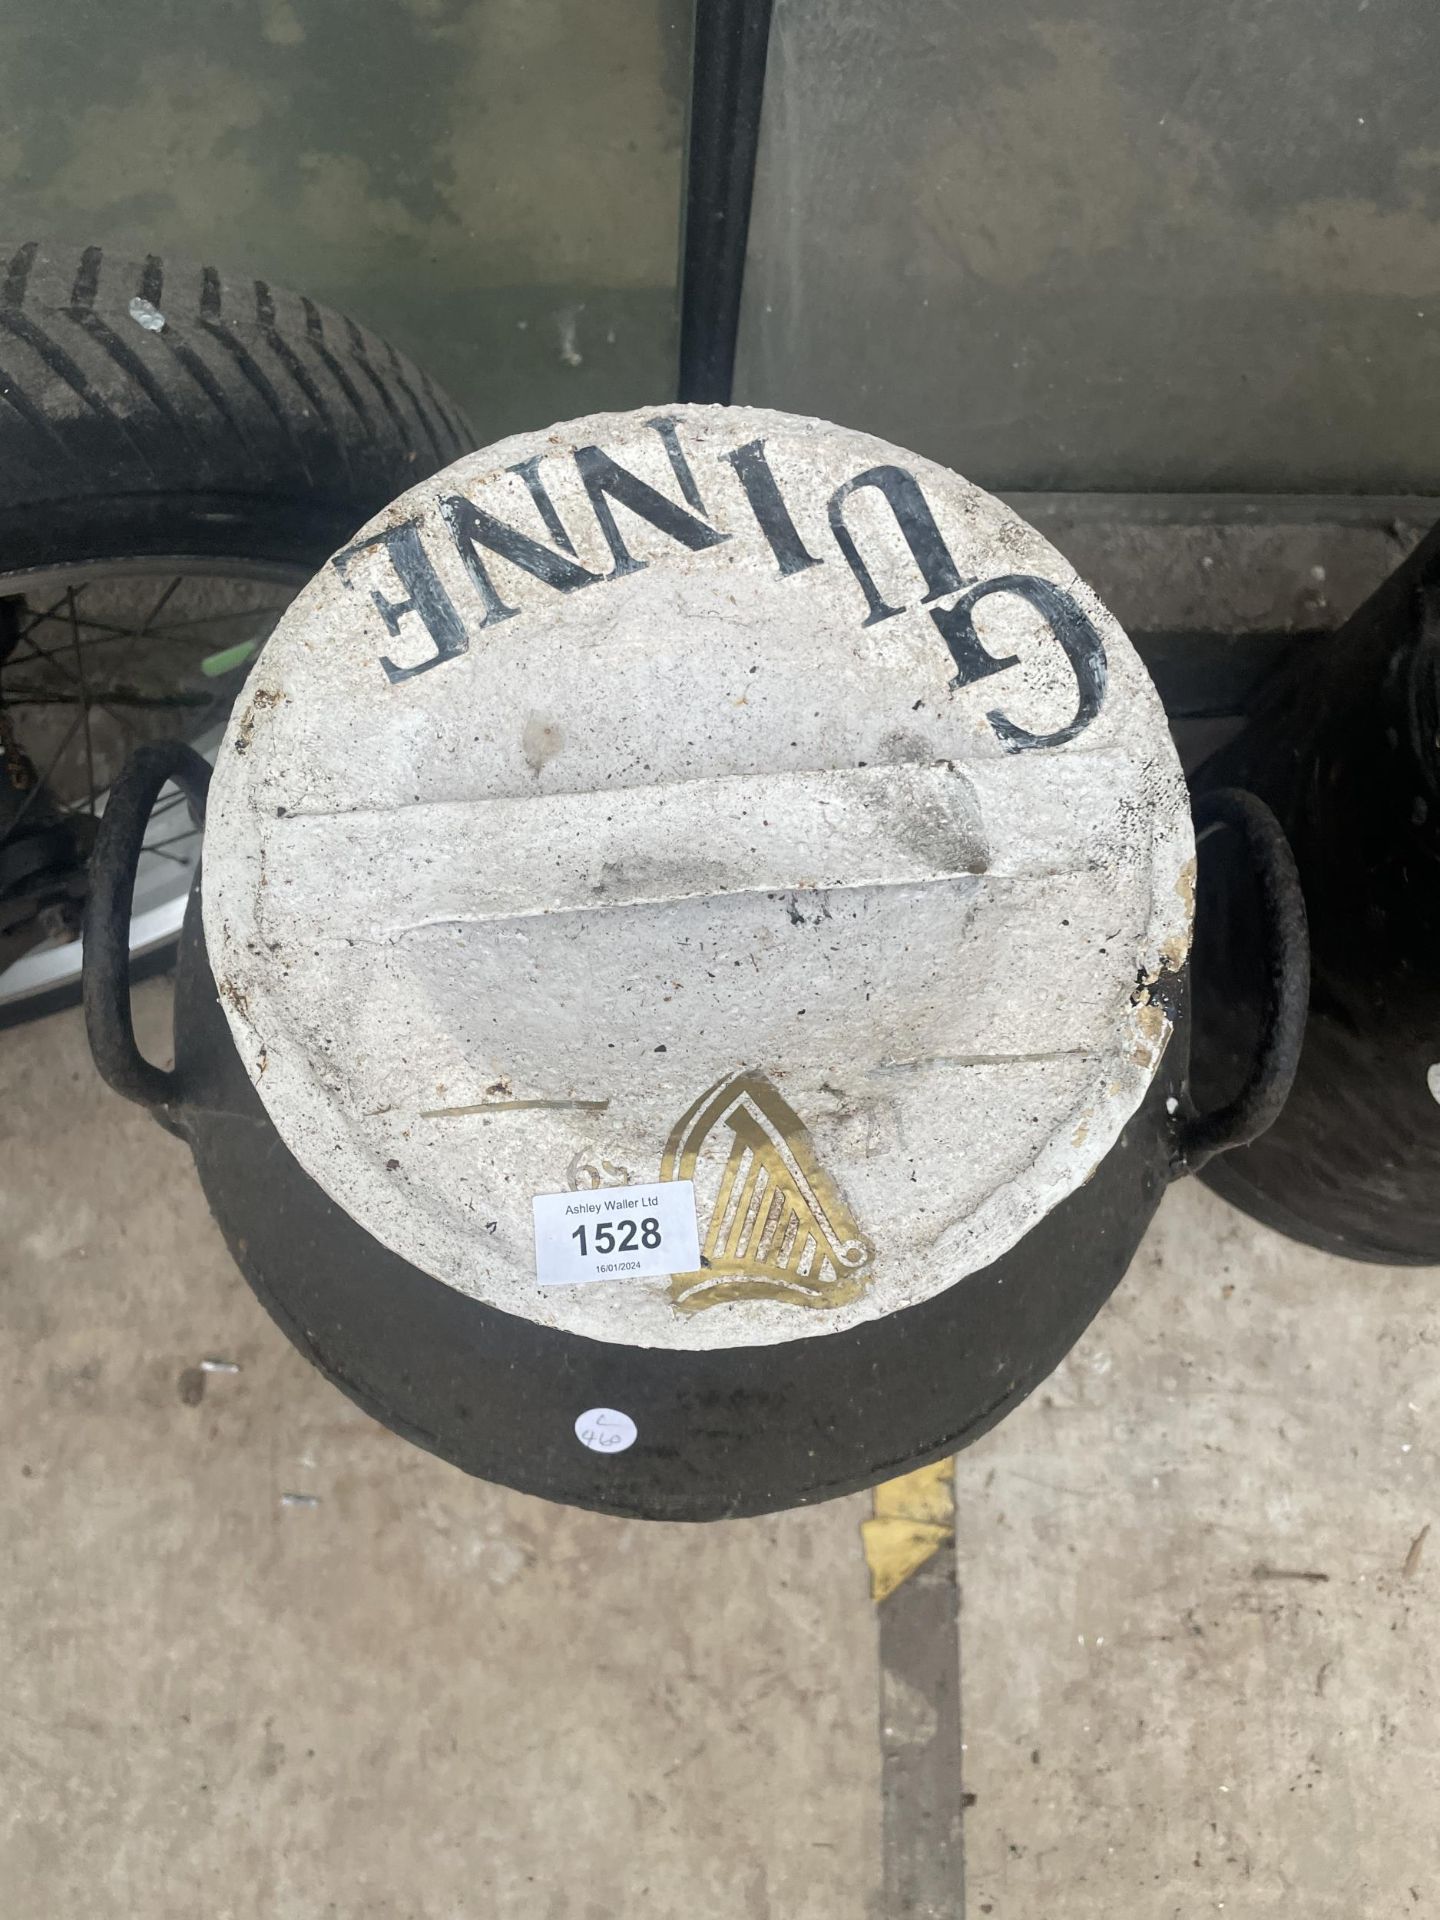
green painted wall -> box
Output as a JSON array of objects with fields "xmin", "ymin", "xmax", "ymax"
[
  {"xmin": 0, "ymin": 0, "xmax": 690, "ymax": 437},
  {"xmin": 737, "ymin": 0, "xmax": 1440, "ymax": 493}
]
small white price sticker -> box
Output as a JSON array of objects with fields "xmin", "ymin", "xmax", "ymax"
[
  {"xmin": 575, "ymin": 1408, "xmax": 638, "ymax": 1453},
  {"xmin": 533, "ymin": 1181, "xmax": 700, "ymax": 1288}
]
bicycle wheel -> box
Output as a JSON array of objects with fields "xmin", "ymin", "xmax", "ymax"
[{"xmin": 0, "ymin": 238, "xmax": 473, "ymax": 1025}]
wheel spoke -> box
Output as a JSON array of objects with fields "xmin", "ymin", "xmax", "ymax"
[
  {"xmin": 66, "ymin": 590, "xmax": 98, "ymax": 818},
  {"xmin": 13, "ymin": 592, "xmax": 290, "ymax": 672},
  {"xmin": 17, "ymin": 587, "xmax": 85, "ymax": 641},
  {"xmin": 143, "ymin": 826, "xmax": 203, "ymax": 857},
  {"xmin": 8, "ymin": 632, "xmax": 82, "ymax": 685},
  {"xmin": 0, "ymin": 685, "xmax": 217, "ymax": 711},
  {"xmin": 14, "ymin": 619, "xmax": 178, "ymax": 662},
  {"xmin": 0, "ymin": 709, "xmax": 83, "ymax": 846},
  {"xmin": 139, "ymin": 576, "xmax": 185, "ymax": 640},
  {"xmin": 29, "ymin": 601, "xmax": 161, "ymax": 638},
  {"xmin": 95, "ymin": 575, "xmax": 183, "ymax": 690},
  {"xmin": 146, "ymin": 788, "xmax": 193, "ymax": 823},
  {"xmin": 11, "ymin": 579, "xmax": 201, "ymax": 683},
  {"xmin": 148, "ymin": 602, "xmax": 291, "ymax": 637},
  {"xmin": 0, "ymin": 569, "xmax": 292, "ymax": 941}
]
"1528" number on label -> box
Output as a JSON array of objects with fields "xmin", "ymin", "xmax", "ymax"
[{"xmin": 571, "ymin": 1217, "xmax": 662, "ymax": 1257}]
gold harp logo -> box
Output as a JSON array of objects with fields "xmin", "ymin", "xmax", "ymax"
[{"xmin": 660, "ymin": 1072, "xmax": 874, "ymax": 1314}]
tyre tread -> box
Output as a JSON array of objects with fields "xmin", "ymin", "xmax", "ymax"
[{"xmin": 0, "ymin": 237, "xmax": 472, "ymax": 540}]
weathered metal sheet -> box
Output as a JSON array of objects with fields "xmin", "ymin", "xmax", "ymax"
[
  {"xmin": 204, "ymin": 405, "xmax": 1192, "ymax": 1352},
  {"xmin": 738, "ymin": 0, "xmax": 1440, "ymax": 494}
]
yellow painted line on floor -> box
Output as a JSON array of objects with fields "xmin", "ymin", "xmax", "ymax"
[{"xmin": 861, "ymin": 1456, "xmax": 956, "ymax": 1603}]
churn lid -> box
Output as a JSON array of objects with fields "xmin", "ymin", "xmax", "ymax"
[{"xmin": 203, "ymin": 406, "xmax": 1192, "ymax": 1366}]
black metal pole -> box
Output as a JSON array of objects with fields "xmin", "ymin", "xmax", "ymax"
[{"xmin": 678, "ymin": 0, "xmax": 776, "ymax": 404}]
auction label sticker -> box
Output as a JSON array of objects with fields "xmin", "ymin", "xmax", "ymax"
[
  {"xmin": 575, "ymin": 1408, "xmax": 638, "ymax": 1453},
  {"xmin": 534, "ymin": 1181, "xmax": 700, "ymax": 1288}
]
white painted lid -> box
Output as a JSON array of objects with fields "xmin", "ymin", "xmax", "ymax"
[{"xmin": 204, "ymin": 406, "xmax": 1193, "ymax": 1351}]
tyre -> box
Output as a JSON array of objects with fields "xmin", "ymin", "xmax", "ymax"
[{"xmin": 0, "ymin": 236, "xmax": 473, "ymax": 1026}]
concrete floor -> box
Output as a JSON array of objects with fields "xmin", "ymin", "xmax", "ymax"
[{"xmin": 3, "ymin": 977, "xmax": 1438, "ymax": 1917}]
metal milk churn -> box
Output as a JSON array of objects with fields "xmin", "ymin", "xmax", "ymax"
[{"xmin": 84, "ymin": 406, "xmax": 1307, "ymax": 1517}]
